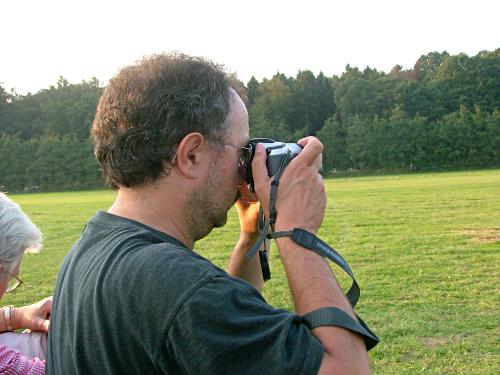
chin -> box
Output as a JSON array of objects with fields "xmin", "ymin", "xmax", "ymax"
[
  {"xmin": 192, "ymin": 214, "xmax": 227, "ymax": 242},
  {"xmin": 214, "ymin": 213, "xmax": 228, "ymax": 228}
]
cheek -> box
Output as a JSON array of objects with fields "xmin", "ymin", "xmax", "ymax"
[{"xmin": 223, "ymin": 161, "xmax": 241, "ymax": 184}]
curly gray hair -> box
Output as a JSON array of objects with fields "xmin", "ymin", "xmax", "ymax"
[{"xmin": 0, "ymin": 192, "xmax": 42, "ymax": 276}]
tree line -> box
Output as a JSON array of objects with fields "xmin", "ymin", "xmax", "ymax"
[{"xmin": 1, "ymin": 49, "xmax": 499, "ymax": 192}]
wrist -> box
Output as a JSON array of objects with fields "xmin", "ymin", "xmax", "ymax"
[
  {"xmin": 10, "ymin": 306, "xmax": 20, "ymax": 330},
  {"xmin": 274, "ymin": 222, "xmax": 318, "ymax": 235},
  {"xmin": 274, "ymin": 236, "xmax": 305, "ymax": 258},
  {"xmin": 238, "ymin": 231, "xmax": 260, "ymax": 247},
  {"xmin": 3, "ymin": 305, "xmax": 15, "ymax": 331}
]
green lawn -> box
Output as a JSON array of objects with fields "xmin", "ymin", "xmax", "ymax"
[{"xmin": 5, "ymin": 170, "xmax": 499, "ymax": 374}]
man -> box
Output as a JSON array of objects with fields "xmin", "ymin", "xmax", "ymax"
[{"xmin": 47, "ymin": 53, "xmax": 371, "ymax": 374}]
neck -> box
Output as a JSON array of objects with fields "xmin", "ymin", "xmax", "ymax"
[{"xmin": 108, "ymin": 180, "xmax": 195, "ymax": 249}]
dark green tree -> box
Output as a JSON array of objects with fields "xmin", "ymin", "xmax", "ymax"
[{"xmin": 246, "ymin": 76, "xmax": 261, "ymax": 106}]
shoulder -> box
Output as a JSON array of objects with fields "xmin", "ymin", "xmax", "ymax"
[
  {"xmin": 103, "ymin": 241, "xmax": 229, "ymax": 318},
  {"xmin": 132, "ymin": 241, "xmax": 226, "ymax": 281}
]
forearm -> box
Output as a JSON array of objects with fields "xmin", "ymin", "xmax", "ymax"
[
  {"xmin": 276, "ymin": 237, "xmax": 354, "ymax": 315},
  {"xmin": 276, "ymin": 237, "xmax": 370, "ymax": 374},
  {"xmin": 250, "ymin": 137, "xmax": 371, "ymax": 372},
  {"xmin": 0, "ymin": 306, "xmax": 22, "ymax": 332},
  {"xmin": 227, "ymin": 232, "xmax": 264, "ymax": 292}
]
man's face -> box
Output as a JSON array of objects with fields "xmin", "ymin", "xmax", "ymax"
[{"xmin": 186, "ymin": 89, "xmax": 249, "ymax": 241}]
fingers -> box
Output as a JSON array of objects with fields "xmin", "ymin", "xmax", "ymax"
[
  {"xmin": 250, "ymin": 138, "xmax": 323, "ymax": 209},
  {"xmin": 294, "ymin": 137, "xmax": 323, "ymax": 169},
  {"xmin": 38, "ymin": 296, "xmax": 53, "ymax": 316},
  {"xmin": 251, "ymin": 143, "xmax": 272, "ymax": 213},
  {"xmin": 32, "ymin": 317, "xmax": 50, "ymax": 332},
  {"xmin": 274, "ymin": 166, "xmax": 326, "ymax": 234},
  {"xmin": 269, "ymin": 137, "xmax": 325, "ymax": 234},
  {"xmin": 10, "ymin": 296, "xmax": 53, "ymax": 332},
  {"xmin": 30, "ymin": 297, "xmax": 52, "ymax": 332},
  {"xmin": 236, "ymin": 183, "xmax": 258, "ymax": 204},
  {"xmin": 235, "ymin": 202, "xmax": 261, "ymax": 233},
  {"xmin": 251, "ymin": 143, "xmax": 271, "ymax": 187},
  {"xmin": 297, "ymin": 135, "xmax": 320, "ymax": 147}
]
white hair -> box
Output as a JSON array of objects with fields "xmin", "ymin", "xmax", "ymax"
[{"xmin": 0, "ymin": 192, "xmax": 42, "ymax": 274}]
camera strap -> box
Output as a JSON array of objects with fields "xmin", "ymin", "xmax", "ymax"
[
  {"xmin": 269, "ymin": 228, "xmax": 380, "ymax": 350},
  {"xmin": 246, "ymin": 150, "xmax": 379, "ymax": 350},
  {"xmin": 246, "ymin": 150, "xmax": 293, "ymax": 259},
  {"xmin": 270, "ymin": 228, "xmax": 360, "ymax": 306},
  {"xmin": 301, "ymin": 307, "xmax": 379, "ymax": 350}
]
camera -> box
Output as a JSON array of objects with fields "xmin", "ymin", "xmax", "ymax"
[{"xmin": 245, "ymin": 138, "xmax": 302, "ymax": 191}]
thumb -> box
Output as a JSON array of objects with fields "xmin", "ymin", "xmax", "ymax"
[{"xmin": 251, "ymin": 143, "xmax": 270, "ymax": 188}]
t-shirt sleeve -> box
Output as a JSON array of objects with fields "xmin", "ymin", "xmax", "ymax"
[{"xmin": 161, "ymin": 275, "xmax": 324, "ymax": 375}]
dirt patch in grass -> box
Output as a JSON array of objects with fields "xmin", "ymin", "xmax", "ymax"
[
  {"xmin": 459, "ymin": 228, "xmax": 500, "ymax": 244},
  {"xmin": 422, "ymin": 334, "xmax": 468, "ymax": 349},
  {"xmin": 422, "ymin": 337, "xmax": 448, "ymax": 348}
]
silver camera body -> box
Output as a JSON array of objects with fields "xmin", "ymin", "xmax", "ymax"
[{"xmin": 246, "ymin": 138, "xmax": 302, "ymax": 191}]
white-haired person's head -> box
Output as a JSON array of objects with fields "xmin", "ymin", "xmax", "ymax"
[{"xmin": 0, "ymin": 192, "xmax": 42, "ymax": 278}]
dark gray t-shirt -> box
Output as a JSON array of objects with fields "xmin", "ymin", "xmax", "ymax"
[{"xmin": 47, "ymin": 211, "xmax": 323, "ymax": 374}]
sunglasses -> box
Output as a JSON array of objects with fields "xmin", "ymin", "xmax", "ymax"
[{"xmin": 219, "ymin": 142, "xmax": 253, "ymax": 171}]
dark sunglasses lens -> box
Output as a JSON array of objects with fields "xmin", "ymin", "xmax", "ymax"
[
  {"xmin": 239, "ymin": 152, "xmax": 248, "ymax": 169},
  {"xmin": 245, "ymin": 144, "xmax": 254, "ymax": 165},
  {"xmin": 243, "ymin": 148, "xmax": 251, "ymax": 166},
  {"xmin": 238, "ymin": 147, "xmax": 251, "ymax": 179}
]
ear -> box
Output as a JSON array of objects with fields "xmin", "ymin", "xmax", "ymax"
[{"xmin": 175, "ymin": 133, "xmax": 210, "ymax": 179}]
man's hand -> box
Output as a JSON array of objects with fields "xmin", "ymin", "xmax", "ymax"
[
  {"xmin": 227, "ymin": 183, "xmax": 264, "ymax": 291},
  {"xmin": 235, "ymin": 183, "xmax": 260, "ymax": 235},
  {"xmin": 251, "ymin": 136, "xmax": 326, "ymax": 234},
  {"xmin": 250, "ymin": 137, "xmax": 371, "ymax": 373},
  {"xmin": 12, "ymin": 296, "xmax": 52, "ymax": 332}
]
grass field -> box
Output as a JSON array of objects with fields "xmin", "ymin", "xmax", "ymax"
[{"xmin": 4, "ymin": 170, "xmax": 499, "ymax": 374}]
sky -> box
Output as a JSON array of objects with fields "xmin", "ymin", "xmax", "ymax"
[{"xmin": 1, "ymin": 0, "xmax": 499, "ymax": 95}]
